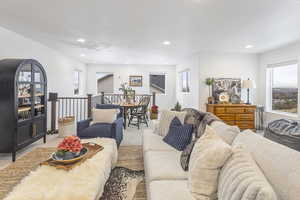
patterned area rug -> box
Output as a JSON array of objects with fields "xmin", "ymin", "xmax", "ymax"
[{"xmin": 0, "ymin": 146, "xmax": 146, "ymax": 200}]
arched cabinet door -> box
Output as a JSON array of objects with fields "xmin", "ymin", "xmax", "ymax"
[{"xmin": 17, "ymin": 63, "xmax": 33, "ymax": 122}]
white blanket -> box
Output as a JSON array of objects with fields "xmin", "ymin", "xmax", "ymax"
[{"xmin": 5, "ymin": 138, "xmax": 118, "ymax": 200}]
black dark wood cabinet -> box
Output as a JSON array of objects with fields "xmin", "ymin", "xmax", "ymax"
[{"xmin": 0, "ymin": 59, "xmax": 47, "ymax": 161}]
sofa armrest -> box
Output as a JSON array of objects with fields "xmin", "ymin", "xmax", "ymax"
[
  {"xmin": 111, "ymin": 117, "xmax": 124, "ymax": 146},
  {"xmin": 151, "ymin": 120, "xmax": 160, "ymax": 135},
  {"xmin": 77, "ymin": 118, "xmax": 92, "ymax": 135}
]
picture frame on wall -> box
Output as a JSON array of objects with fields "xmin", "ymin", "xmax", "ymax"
[
  {"xmin": 129, "ymin": 75, "xmax": 143, "ymax": 87},
  {"xmin": 212, "ymin": 78, "xmax": 241, "ymax": 103}
]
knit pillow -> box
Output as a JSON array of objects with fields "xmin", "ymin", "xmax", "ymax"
[
  {"xmin": 163, "ymin": 117, "xmax": 193, "ymax": 151},
  {"xmin": 218, "ymin": 144, "xmax": 278, "ymax": 200},
  {"xmin": 188, "ymin": 126, "xmax": 232, "ymax": 200}
]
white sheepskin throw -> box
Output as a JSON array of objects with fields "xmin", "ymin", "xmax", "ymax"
[{"xmin": 4, "ymin": 138, "xmax": 118, "ymax": 200}]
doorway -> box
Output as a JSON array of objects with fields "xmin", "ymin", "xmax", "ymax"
[{"xmin": 96, "ymin": 72, "xmax": 114, "ymax": 94}]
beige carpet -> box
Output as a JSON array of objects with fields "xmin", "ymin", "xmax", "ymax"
[{"xmin": 0, "ymin": 146, "xmax": 146, "ymax": 200}]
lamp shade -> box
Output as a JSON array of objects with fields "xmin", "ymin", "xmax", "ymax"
[{"xmin": 242, "ymin": 79, "xmax": 256, "ymax": 89}]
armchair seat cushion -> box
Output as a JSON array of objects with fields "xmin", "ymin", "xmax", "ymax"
[{"xmin": 79, "ymin": 123, "xmax": 113, "ymax": 138}]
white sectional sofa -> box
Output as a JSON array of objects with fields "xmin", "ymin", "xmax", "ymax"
[{"xmin": 143, "ymin": 120, "xmax": 300, "ymax": 200}]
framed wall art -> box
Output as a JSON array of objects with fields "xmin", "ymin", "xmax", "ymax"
[
  {"xmin": 129, "ymin": 75, "xmax": 143, "ymax": 87},
  {"xmin": 212, "ymin": 78, "xmax": 241, "ymax": 103}
]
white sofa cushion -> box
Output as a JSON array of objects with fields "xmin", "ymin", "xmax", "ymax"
[
  {"xmin": 143, "ymin": 129, "xmax": 176, "ymax": 153},
  {"xmin": 189, "ymin": 126, "xmax": 232, "ymax": 200},
  {"xmin": 157, "ymin": 110, "xmax": 186, "ymax": 137},
  {"xmin": 149, "ymin": 180, "xmax": 195, "ymax": 200},
  {"xmin": 218, "ymin": 144, "xmax": 277, "ymax": 200},
  {"xmin": 144, "ymin": 151, "xmax": 188, "ymax": 182},
  {"xmin": 233, "ymin": 130, "xmax": 300, "ymax": 200},
  {"xmin": 210, "ymin": 121, "xmax": 240, "ymax": 145}
]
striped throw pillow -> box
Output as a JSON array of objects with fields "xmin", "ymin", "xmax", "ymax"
[{"xmin": 163, "ymin": 117, "xmax": 193, "ymax": 151}]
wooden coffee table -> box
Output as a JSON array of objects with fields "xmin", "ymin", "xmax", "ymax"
[{"xmin": 4, "ymin": 138, "xmax": 118, "ymax": 200}]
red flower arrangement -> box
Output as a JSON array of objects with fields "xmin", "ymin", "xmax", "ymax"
[
  {"xmin": 58, "ymin": 136, "xmax": 83, "ymax": 153},
  {"xmin": 151, "ymin": 105, "xmax": 158, "ymax": 114}
]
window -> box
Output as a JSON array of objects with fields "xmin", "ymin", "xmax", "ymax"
[
  {"xmin": 180, "ymin": 70, "xmax": 190, "ymax": 93},
  {"xmin": 74, "ymin": 70, "xmax": 81, "ymax": 95},
  {"xmin": 267, "ymin": 62, "xmax": 298, "ymax": 114},
  {"xmin": 150, "ymin": 74, "xmax": 166, "ymax": 94}
]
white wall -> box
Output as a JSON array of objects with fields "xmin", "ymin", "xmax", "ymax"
[
  {"xmin": 176, "ymin": 54, "xmax": 200, "ymax": 109},
  {"xmin": 198, "ymin": 52, "xmax": 259, "ymax": 111},
  {"xmin": 0, "ymin": 26, "xmax": 87, "ymax": 96},
  {"xmin": 258, "ymin": 41, "xmax": 300, "ymax": 124},
  {"xmin": 0, "ymin": 26, "xmax": 87, "ymax": 129},
  {"xmin": 86, "ymin": 64, "xmax": 177, "ymax": 109},
  {"xmin": 176, "ymin": 52, "xmax": 259, "ymax": 111}
]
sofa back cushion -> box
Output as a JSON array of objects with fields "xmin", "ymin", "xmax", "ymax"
[
  {"xmin": 210, "ymin": 121, "xmax": 240, "ymax": 145},
  {"xmin": 157, "ymin": 110, "xmax": 186, "ymax": 137},
  {"xmin": 188, "ymin": 126, "xmax": 232, "ymax": 200},
  {"xmin": 218, "ymin": 144, "xmax": 277, "ymax": 200},
  {"xmin": 233, "ymin": 130, "xmax": 300, "ymax": 200}
]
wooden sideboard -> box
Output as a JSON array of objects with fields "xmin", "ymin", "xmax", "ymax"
[{"xmin": 206, "ymin": 104, "xmax": 256, "ymax": 131}]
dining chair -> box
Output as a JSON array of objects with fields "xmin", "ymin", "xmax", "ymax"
[{"xmin": 128, "ymin": 96, "xmax": 150, "ymax": 129}]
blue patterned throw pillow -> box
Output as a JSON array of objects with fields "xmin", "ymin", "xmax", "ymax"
[{"xmin": 163, "ymin": 117, "xmax": 193, "ymax": 151}]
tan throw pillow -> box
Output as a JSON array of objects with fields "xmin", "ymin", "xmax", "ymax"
[
  {"xmin": 92, "ymin": 108, "xmax": 117, "ymax": 124},
  {"xmin": 218, "ymin": 144, "xmax": 277, "ymax": 200},
  {"xmin": 157, "ymin": 110, "xmax": 186, "ymax": 137},
  {"xmin": 210, "ymin": 121, "xmax": 240, "ymax": 145},
  {"xmin": 188, "ymin": 126, "xmax": 233, "ymax": 200}
]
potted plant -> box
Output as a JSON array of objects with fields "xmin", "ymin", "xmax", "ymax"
[
  {"xmin": 172, "ymin": 102, "xmax": 182, "ymax": 111},
  {"xmin": 150, "ymin": 105, "xmax": 159, "ymax": 120},
  {"xmin": 205, "ymin": 78, "xmax": 214, "ymax": 104}
]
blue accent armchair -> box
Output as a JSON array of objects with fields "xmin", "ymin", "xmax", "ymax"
[{"xmin": 77, "ymin": 104, "xmax": 124, "ymax": 146}]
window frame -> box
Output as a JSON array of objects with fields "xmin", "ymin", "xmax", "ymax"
[
  {"xmin": 266, "ymin": 61, "xmax": 299, "ymax": 116},
  {"xmin": 74, "ymin": 70, "xmax": 82, "ymax": 96},
  {"xmin": 179, "ymin": 69, "xmax": 191, "ymax": 93},
  {"xmin": 149, "ymin": 72, "xmax": 167, "ymax": 95}
]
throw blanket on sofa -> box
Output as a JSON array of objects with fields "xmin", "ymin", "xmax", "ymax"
[{"xmin": 181, "ymin": 109, "xmax": 221, "ymax": 171}]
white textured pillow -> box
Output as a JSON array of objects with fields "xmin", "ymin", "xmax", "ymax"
[
  {"xmin": 92, "ymin": 108, "xmax": 117, "ymax": 124},
  {"xmin": 210, "ymin": 121, "xmax": 240, "ymax": 145},
  {"xmin": 157, "ymin": 110, "xmax": 186, "ymax": 136},
  {"xmin": 188, "ymin": 126, "xmax": 233, "ymax": 200},
  {"xmin": 218, "ymin": 144, "xmax": 277, "ymax": 200}
]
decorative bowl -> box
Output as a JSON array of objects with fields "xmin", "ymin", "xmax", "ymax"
[{"xmin": 52, "ymin": 147, "xmax": 88, "ymax": 164}]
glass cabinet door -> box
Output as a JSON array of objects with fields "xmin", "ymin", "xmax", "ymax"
[
  {"xmin": 18, "ymin": 64, "xmax": 32, "ymax": 83},
  {"xmin": 34, "ymin": 83, "xmax": 45, "ymax": 117},
  {"xmin": 17, "ymin": 64, "xmax": 33, "ymax": 121},
  {"xmin": 33, "ymin": 65, "xmax": 45, "ymax": 83}
]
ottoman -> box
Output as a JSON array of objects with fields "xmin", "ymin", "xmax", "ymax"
[
  {"xmin": 4, "ymin": 138, "xmax": 118, "ymax": 200},
  {"xmin": 265, "ymin": 119, "xmax": 300, "ymax": 151}
]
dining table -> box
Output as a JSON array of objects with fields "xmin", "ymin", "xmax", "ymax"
[{"xmin": 119, "ymin": 102, "xmax": 141, "ymax": 129}]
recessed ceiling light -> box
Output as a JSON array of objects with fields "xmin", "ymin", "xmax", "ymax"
[
  {"xmin": 245, "ymin": 45, "xmax": 254, "ymax": 49},
  {"xmin": 162, "ymin": 41, "xmax": 171, "ymax": 45},
  {"xmin": 80, "ymin": 54, "xmax": 86, "ymax": 57},
  {"xmin": 77, "ymin": 38, "xmax": 86, "ymax": 43}
]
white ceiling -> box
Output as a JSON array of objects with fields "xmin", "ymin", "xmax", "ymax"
[{"xmin": 0, "ymin": 0, "xmax": 300, "ymax": 65}]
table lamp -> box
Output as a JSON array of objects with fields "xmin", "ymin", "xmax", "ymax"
[{"xmin": 242, "ymin": 78, "xmax": 256, "ymax": 104}]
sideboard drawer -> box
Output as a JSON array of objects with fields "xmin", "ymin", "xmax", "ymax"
[
  {"xmin": 217, "ymin": 114, "xmax": 235, "ymax": 121},
  {"xmin": 236, "ymin": 121, "xmax": 255, "ymax": 130},
  {"xmin": 245, "ymin": 108, "xmax": 255, "ymax": 113},
  {"xmin": 215, "ymin": 107, "xmax": 226, "ymax": 114},
  {"xmin": 223, "ymin": 120, "xmax": 236, "ymax": 126},
  {"xmin": 226, "ymin": 107, "xmax": 245, "ymax": 114},
  {"xmin": 236, "ymin": 114, "xmax": 254, "ymax": 121}
]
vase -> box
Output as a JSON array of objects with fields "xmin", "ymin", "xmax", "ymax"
[{"xmin": 208, "ymin": 96, "xmax": 214, "ymax": 104}]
